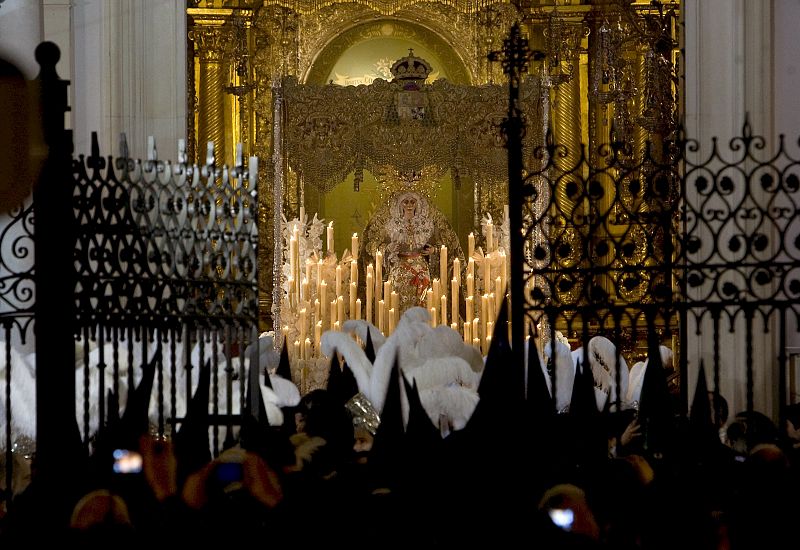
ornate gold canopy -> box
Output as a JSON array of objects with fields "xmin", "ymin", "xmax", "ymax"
[{"xmin": 185, "ymin": 0, "xmax": 682, "ymax": 330}]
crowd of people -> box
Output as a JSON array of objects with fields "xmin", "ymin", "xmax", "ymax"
[{"xmin": 1, "ymin": 326, "xmax": 799, "ymax": 550}]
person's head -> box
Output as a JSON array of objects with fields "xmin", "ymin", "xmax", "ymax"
[
  {"xmin": 394, "ymin": 192, "xmax": 425, "ymax": 220},
  {"xmin": 353, "ymin": 425, "xmax": 374, "ymax": 464},
  {"xmin": 782, "ymin": 403, "xmax": 800, "ymax": 442}
]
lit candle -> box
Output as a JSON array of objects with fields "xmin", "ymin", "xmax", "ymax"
[
  {"xmin": 366, "ymin": 265, "xmax": 374, "ymax": 324},
  {"xmin": 351, "ymin": 259, "xmax": 358, "ymax": 288},
  {"xmin": 468, "ymin": 232, "xmax": 475, "ymax": 259},
  {"xmin": 316, "ymin": 258, "xmax": 323, "ymax": 295},
  {"xmin": 430, "ymin": 307, "xmax": 437, "ymax": 328},
  {"xmin": 425, "ymin": 288, "xmax": 433, "ymax": 311},
  {"xmin": 495, "ymin": 276, "xmax": 503, "ymax": 316},
  {"xmin": 314, "ymin": 298, "xmax": 320, "ymax": 325},
  {"xmin": 349, "ymin": 281, "xmax": 357, "ymax": 321},
  {"xmin": 352, "ymin": 233, "xmax": 359, "ymax": 260},
  {"xmin": 472, "ymin": 318, "xmax": 479, "ymax": 348},
  {"xmin": 389, "ymin": 307, "xmax": 396, "ymax": 334},
  {"xmin": 432, "ymin": 279, "xmax": 440, "ymax": 310},
  {"xmin": 337, "ymin": 296, "xmax": 345, "ymax": 329},
  {"xmin": 453, "ymin": 257, "xmax": 461, "ymax": 289},
  {"xmin": 486, "ymin": 220, "xmax": 494, "ymax": 253},
  {"xmin": 293, "ymin": 339, "xmax": 300, "ymax": 359},
  {"xmin": 299, "ymin": 308, "xmax": 307, "ymax": 349},
  {"xmin": 466, "ymin": 273, "xmax": 474, "ymax": 299},
  {"xmin": 451, "ymin": 322, "xmax": 458, "ymax": 333},
  {"xmin": 320, "ymin": 281, "xmax": 327, "ymax": 326},
  {"xmin": 481, "ymin": 294, "xmax": 489, "ymax": 345},
  {"xmin": 464, "ymin": 319, "xmax": 471, "ymax": 343},
  {"xmin": 375, "ymin": 251, "xmax": 383, "ymax": 303},
  {"xmin": 500, "ymin": 250, "xmax": 507, "ymax": 294},
  {"xmin": 327, "ymin": 222, "xmax": 335, "ymax": 255},
  {"xmin": 304, "ymin": 337, "xmax": 312, "ymax": 361},
  {"xmin": 355, "ymin": 298, "xmax": 362, "ymax": 320},
  {"xmin": 330, "ymin": 299, "xmax": 337, "ymax": 331},
  {"xmin": 301, "ymin": 278, "xmax": 309, "ymax": 302},
  {"xmin": 336, "ymin": 265, "xmax": 343, "ymax": 298},
  {"xmin": 314, "ymin": 321, "xmax": 322, "ymax": 351},
  {"xmin": 451, "ymin": 277, "xmax": 459, "ymax": 325},
  {"xmin": 465, "ymin": 296, "xmax": 474, "ymax": 323},
  {"xmin": 440, "ymin": 295, "xmax": 447, "ymax": 326},
  {"xmin": 384, "ymin": 281, "xmax": 392, "ymax": 309},
  {"xmin": 473, "ymin": 337, "xmax": 481, "ymax": 352},
  {"xmin": 440, "ymin": 245, "xmax": 448, "ymax": 290}
]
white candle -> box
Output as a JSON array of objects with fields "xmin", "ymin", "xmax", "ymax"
[
  {"xmin": 337, "ymin": 296, "xmax": 345, "ymax": 329},
  {"xmin": 486, "ymin": 221, "xmax": 494, "ymax": 253},
  {"xmin": 304, "ymin": 337, "xmax": 312, "ymax": 361},
  {"xmin": 356, "ymin": 298, "xmax": 362, "ymax": 320},
  {"xmin": 378, "ymin": 300, "xmax": 385, "ymax": 333},
  {"xmin": 390, "ymin": 291, "xmax": 399, "ymax": 313},
  {"xmin": 314, "ymin": 321, "xmax": 322, "ymax": 351},
  {"xmin": 327, "ymin": 222, "xmax": 335, "ymax": 255},
  {"xmin": 466, "ymin": 273, "xmax": 474, "ymax": 300},
  {"xmin": 349, "ymin": 281, "xmax": 357, "ymax": 321},
  {"xmin": 430, "ymin": 307, "xmax": 437, "ymax": 328},
  {"xmin": 440, "ymin": 245, "xmax": 448, "ymax": 290},
  {"xmin": 352, "ymin": 233, "xmax": 359, "ymax": 260},
  {"xmin": 468, "ymin": 232, "xmax": 475, "ymax": 259},
  {"xmin": 320, "ymin": 281, "xmax": 327, "ymax": 325},
  {"xmin": 453, "ymin": 257, "xmax": 461, "ymax": 289},
  {"xmin": 465, "ymin": 296, "xmax": 474, "ymax": 321},
  {"xmin": 451, "ymin": 277, "xmax": 459, "ymax": 325},
  {"xmin": 375, "ymin": 251, "xmax": 383, "ymax": 303},
  {"xmin": 440, "ymin": 295, "xmax": 447, "ymax": 326},
  {"xmin": 351, "ymin": 259, "xmax": 358, "ymax": 288},
  {"xmin": 336, "ymin": 265, "xmax": 343, "ymax": 298},
  {"xmin": 384, "ymin": 281, "xmax": 392, "ymax": 309},
  {"xmin": 388, "ymin": 307, "xmax": 396, "ymax": 334},
  {"xmin": 366, "ymin": 266, "xmax": 374, "ymax": 324}
]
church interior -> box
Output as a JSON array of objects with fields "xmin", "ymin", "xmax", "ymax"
[{"xmin": 1, "ymin": 0, "xmax": 800, "ymax": 545}]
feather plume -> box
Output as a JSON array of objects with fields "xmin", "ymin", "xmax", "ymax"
[
  {"xmin": 341, "ymin": 319, "xmax": 386, "ymax": 357},
  {"xmin": 405, "ymin": 356, "xmax": 480, "ymax": 393},
  {"xmin": 418, "ymin": 385, "xmax": 480, "ymax": 432},
  {"xmin": 320, "ymin": 330, "xmax": 372, "ymax": 396},
  {"xmin": 587, "ymin": 336, "xmax": 629, "ymax": 409},
  {"xmin": 544, "ymin": 339, "xmax": 575, "ymax": 413}
]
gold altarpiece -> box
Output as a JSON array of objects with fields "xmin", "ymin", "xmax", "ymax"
[{"xmin": 185, "ymin": 0, "xmax": 682, "ymax": 336}]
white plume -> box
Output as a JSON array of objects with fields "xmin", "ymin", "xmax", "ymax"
[
  {"xmin": 320, "ymin": 330, "xmax": 372, "ymax": 396},
  {"xmin": 587, "ymin": 336, "xmax": 629, "ymax": 410},
  {"xmin": 268, "ymin": 374, "xmax": 301, "ymax": 408},
  {"xmin": 625, "ymin": 346, "xmax": 672, "ymax": 406},
  {"xmin": 342, "ymin": 320, "xmax": 386, "ymax": 355},
  {"xmin": 419, "ymin": 385, "xmax": 480, "ymax": 433},
  {"xmin": 543, "ymin": 339, "xmax": 575, "ymax": 413},
  {"xmin": 405, "ymin": 356, "xmax": 480, "ymax": 393}
]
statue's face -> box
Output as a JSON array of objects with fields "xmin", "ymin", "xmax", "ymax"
[{"xmin": 401, "ymin": 196, "xmax": 417, "ymax": 216}]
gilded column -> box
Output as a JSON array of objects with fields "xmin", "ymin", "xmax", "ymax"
[{"xmin": 191, "ymin": 25, "xmax": 228, "ymax": 167}]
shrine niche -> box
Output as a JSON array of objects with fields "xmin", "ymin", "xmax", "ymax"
[{"xmin": 271, "ymin": 49, "xmax": 546, "ymax": 342}]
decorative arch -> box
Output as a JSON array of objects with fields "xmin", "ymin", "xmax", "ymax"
[{"xmin": 303, "ymin": 18, "xmax": 473, "ymax": 85}]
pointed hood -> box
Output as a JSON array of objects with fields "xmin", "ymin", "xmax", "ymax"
[
  {"xmin": 173, "ymin": 359, "xmax": 212, "ymax": 481},
  {"xmin": 326, "ymin": 353, "xmax": 358, "ymax": 407},
  {"xmin": 526, "ymin": 334, "xmax": 555, "ymax": 421},
  {"xmin": 364, "ymin": 327, "xmax": 377, "ymax": 363},
  {"xmin": 403, "ymin": 376, "xmax": 441, "ymax": 449},
  {"xmin": 276, "ymin": 336, "xmax": 292, "ymax": 381},
  {"xmin": 477, "ymin": 300, "xmax": 524, "ymax": 408},
  {"xmin": 117, "ymin": 343, "xmax": 160, "ymax": 449},
  {"xmin": 368, "ymin": 354, "xmax": 405, "ymax": 492},
  {"xmin": 569, "ymin": 358, "xmax": 599, "ymax": 419},
  {"xmin": 638, "ymin": 334, "xmax": 675, "ymax": 459},
  {"xmin": 688, "ymin": 361, "xmax": 717, "ymax": 452}
]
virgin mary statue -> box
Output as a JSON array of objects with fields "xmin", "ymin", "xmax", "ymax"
[{"xmin": 362, "ymin": 191, "xmax": 465, "ymax": 315}]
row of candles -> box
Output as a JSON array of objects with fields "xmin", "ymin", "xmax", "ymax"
[{"xmin": 283, "ymin": 209, "xmax": 511, "ymax": 360}]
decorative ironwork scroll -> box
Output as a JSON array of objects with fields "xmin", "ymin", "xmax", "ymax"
[{"xmin": 73, "ymin": 135, "xmax": 259, "ymax": 331}]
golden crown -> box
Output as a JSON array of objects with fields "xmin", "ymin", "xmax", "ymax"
[{"xmin": 390, "ymin": 49, "xmax": 433, "ymax": 82}]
